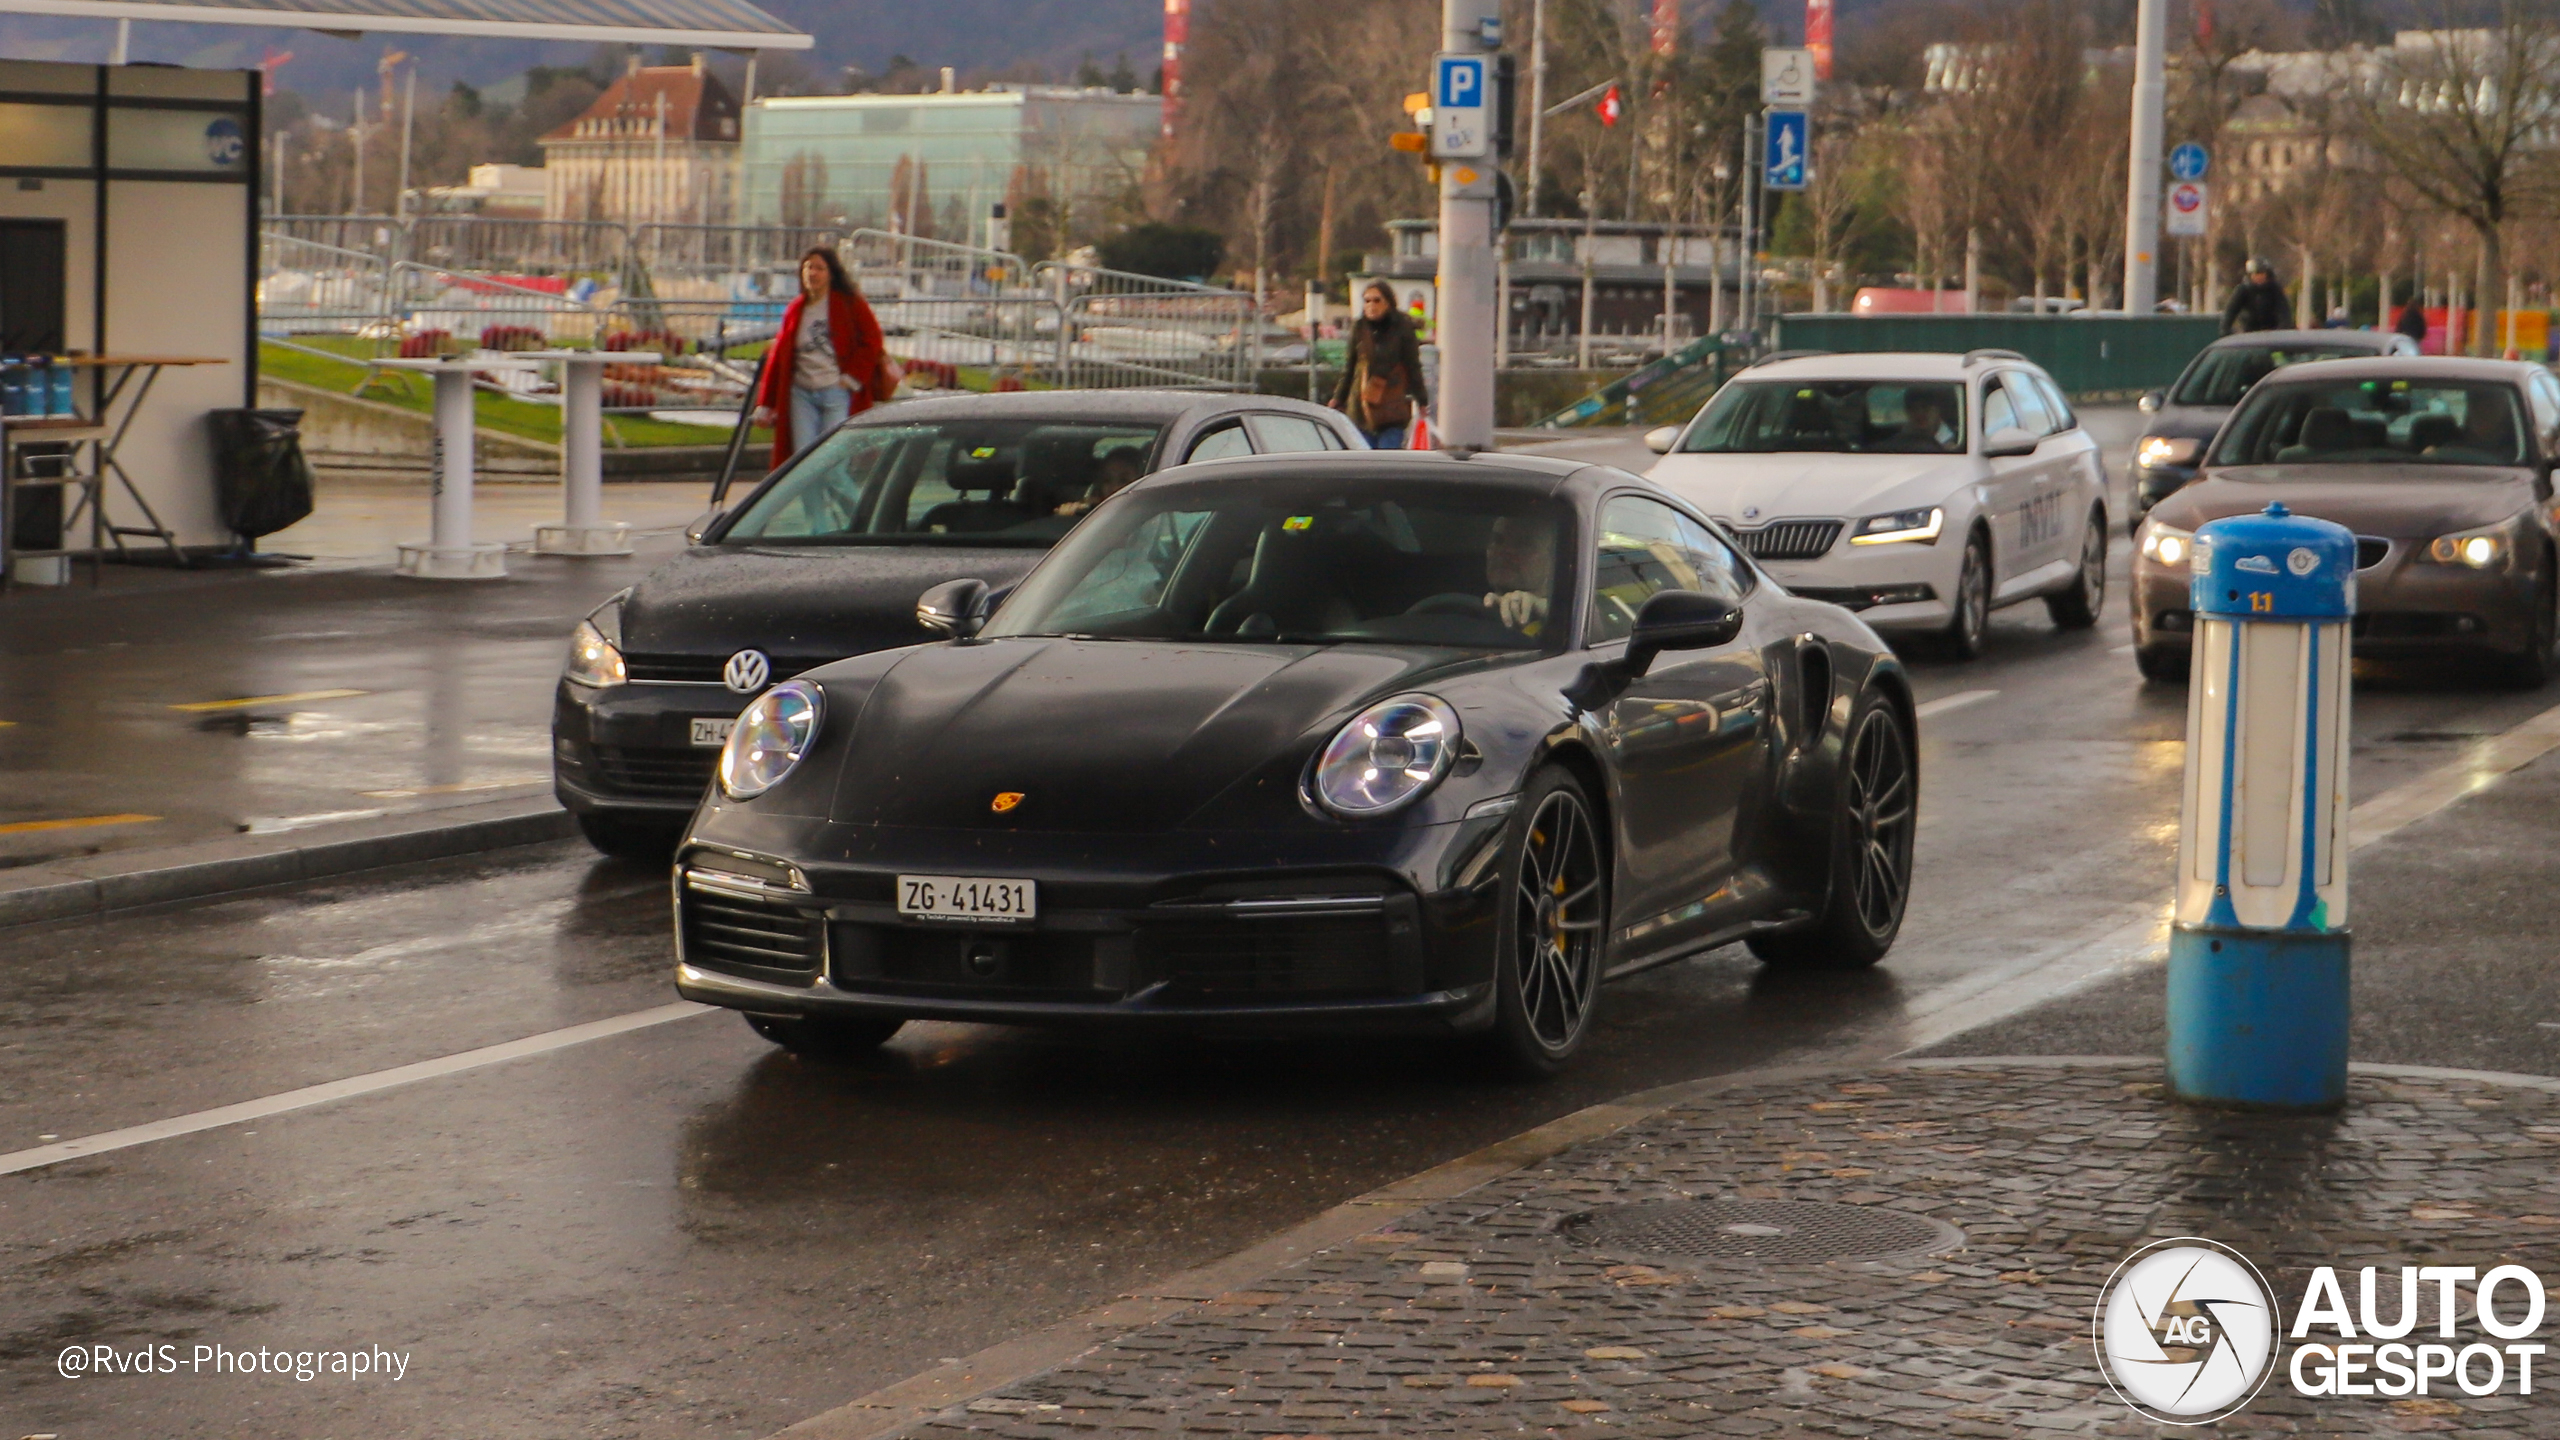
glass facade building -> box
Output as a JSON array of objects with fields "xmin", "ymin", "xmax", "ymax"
[{"xmin": 739, "ymin": 89, "xmax": 1160, "ymax": 246}]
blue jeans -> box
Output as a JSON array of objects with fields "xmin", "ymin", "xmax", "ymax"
[
  {"xmin": 1363, "ymin": 425, "xmax": 1407, "ymax": 449},
  {"xmin": 789, "ymin": 383, "xmax": 852, "ymax": 450}
]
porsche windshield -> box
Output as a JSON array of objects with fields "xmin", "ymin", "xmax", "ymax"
[
  {"xmin": 1680, "ymin": 380, "xmax": 1966, "ymax": 455},
  {"xmin": 721, "ymin": 419, "xmax": 1163, "ymax": 546},
  {"xmin": 2170, "ymin": 344, "xmax": 2377, "ymax": 407},
  {"xmin": 985, "ymin": 480, "xmax": 1574, "ymax": 649},
  {"xmin": 2210, "ymin": 377, "xmax": 2530, "ymax": 468}
]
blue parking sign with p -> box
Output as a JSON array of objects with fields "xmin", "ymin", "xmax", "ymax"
[{"xmin": 1437, "ymin": 55, "xmax": 1482, "ymax": 108}]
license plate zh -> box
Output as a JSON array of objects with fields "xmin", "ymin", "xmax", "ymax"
[{"xmin": 689, "ymin": 718, "xmax": 735, "ymax": 747}]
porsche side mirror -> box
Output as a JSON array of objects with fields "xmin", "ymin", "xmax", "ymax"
[
  {"xmin": 2138, "ymin": 390, "xmax": 2166, "ymax": 414},
  {"xmin": 1643, "ymin": 425, "xmax": 1681, "ymax": 455},
  {"xmin": 1625, "ymin": 589, "xmax": 1743, "ymax": 678},
  {"xmin": 1983, "ymin": 426, "xmax": 2042, "ymax": 458},
  {"xmin": 917, "ymin": 578, "xmax": 992, "ymax": 639},
  {"xmin": 684, "ymin": 507, "xmax": 724, "ymax": 545}
]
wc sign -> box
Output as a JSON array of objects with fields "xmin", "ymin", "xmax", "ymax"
[
  {"xmin": 1431, "ymin": 53, "xmax": 1489, "ymax": 159},
  {"xmin": 204, "ymin": 116, "xmax": 244, "ymax": 168}
]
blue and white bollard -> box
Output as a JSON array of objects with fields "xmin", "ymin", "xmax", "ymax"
[{"xmin": 2167, "ymin": 502, "xmax": 2357, "ymax": 1112}]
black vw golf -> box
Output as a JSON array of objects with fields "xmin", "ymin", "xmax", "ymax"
[
  {"xmin": 552, "ymin": 390, "xmax": 1361, "ymax": 857},
  {"xmin": 673, "ymin": 451, "xmax": 1917, "ymax": 1075}
]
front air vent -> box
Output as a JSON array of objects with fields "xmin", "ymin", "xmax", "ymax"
[{"xmin": 680, "ymin": 870, "xmax": 824, "ymax": 977}]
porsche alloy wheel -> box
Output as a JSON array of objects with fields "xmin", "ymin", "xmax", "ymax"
[
  {"xmin": 1486, "ymin": 770, "xmax": 1607, "ymax": 1075},
  {"xmin": 1749, "ymin": 696, "xmax": 1914, "ymax": 970}
]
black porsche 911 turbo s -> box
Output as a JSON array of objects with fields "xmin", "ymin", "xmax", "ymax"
[
  {"xmin": 552, "ymin": 389, "xmax": 1364, "ymax": 858},
  {"xmin": 671, "ymin": 450, "xmax": 1918, "ymax": 1075}
]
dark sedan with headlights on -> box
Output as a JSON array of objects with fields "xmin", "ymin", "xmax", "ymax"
[
  {"xmin": 2131, "ymin": 357, "xmax": 2560, "ymax": 686},
  {"xmin": 2132, "ymin": 329, "xmax": 2416, "ymax": 525},
  {"xmin": 671, "ymin": 451, "xmax": 1917, "ymax": 1076},
  {"xmin": 553, "ymin": 389, "xmax": 1364, "ymax": 857}
]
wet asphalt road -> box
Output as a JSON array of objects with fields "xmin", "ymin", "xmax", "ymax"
[
  {"xmin": 9, "ymin": 409, "xmax": 2560, "ymax": 1436},
  {"xmin": 9, "ymin": 570, "xmax": 2560, "ymax": 1439}
]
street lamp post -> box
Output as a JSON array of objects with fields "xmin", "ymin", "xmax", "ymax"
[{"xmin": 2122, "ymin": 0, "xmax": 2167, "ymax": 313}]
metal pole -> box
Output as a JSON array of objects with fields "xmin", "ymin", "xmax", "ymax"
[
  {"xmin": 1578, "ymin": 197, "xmax": 1595, "ymax": 369},
  {"xmin": 1740, "ymin": 117, "xmax": 1757, "ymax": 335},
  {"xmin": 2122, "ymin": 0, "xmax": 2166, "ymax": 313},
  {"xmin": 396, "ymin": 67, "xmax": 415, "ymax": 221},
  {"xmin": 1496, "ymin": 247, "xmax": 1511, "ymax": 370},
  {"xmin": 352, "ymin": 89, "xmax": 365, "ymax": 214},
  {"xmin": 111, "ymin": 19, "xmax": 129, "ymax": 65},
  {"xmin": 1433, "ymin": 0, "xmax": 1502, "ymax": 450},
  {"xmin": 1526, "ymin": 0, "xmax": 1547, "ymax": 216}
]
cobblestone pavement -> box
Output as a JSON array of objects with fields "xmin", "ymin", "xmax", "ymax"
[{"xmin": 899, "ymin": 1061, "xmax": 2560, "ymax": 1438}]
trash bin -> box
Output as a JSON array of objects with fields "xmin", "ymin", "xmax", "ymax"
[{"xmin": 209, "ymin": 408, "xmax": 315, "ymax": 545}]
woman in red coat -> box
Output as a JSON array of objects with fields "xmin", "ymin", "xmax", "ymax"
[{"xmin": 752, "ymin": 247, "xmax": 893, "ymax": 468}]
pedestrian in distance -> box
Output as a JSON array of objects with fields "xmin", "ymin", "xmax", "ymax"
[
  {"xmin": 753, "ymin": 247, "xmax": 896, "ymax": 468},
  {"xmin": 2396, "ymin": 299, "xmax": 2431, "ymax": 347},
  {"xmin": 1329, "ymin": 281, "xmax": 1430, "ymax": 449},
  {"xmin": 2221, "ymin": 257, "xmax": 2291, "ymax": 335}
]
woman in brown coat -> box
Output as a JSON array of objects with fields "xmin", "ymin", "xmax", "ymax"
[{"xmin": 1328, "ymin": 281, "xmax": 1430, "ymax": 448}]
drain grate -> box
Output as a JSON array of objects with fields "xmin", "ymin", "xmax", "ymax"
[{"xmin": 1559, "ymin": 1200, "xmax": 1963, "ymax": 1264}]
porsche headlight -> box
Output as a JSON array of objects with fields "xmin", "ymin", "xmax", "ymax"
[
  {"xmin": 2137, "ymin": 436, "xmax": 2202, "ymax": 470},
  {"xmin": 1311, "ymin": 694, "xmax": 1461, "ymax": 817},
  {"xmin": 1849, "ymin": 507, "xmax": 1943, "ymax": 546},
  {"xmin": 718, "ymin": 679, "xmax": 824, "ymax": 800},
  {"xmin": 564, "ymin": 618, "xmax": 626, "ymax": 688},
  {"xmin": 2426, "ymin": 525, "xmax": 2510, "ymax": 569},
  {"xmin": 2139, "ymin": 522, "xmax": 2194, "ymax": 569}
]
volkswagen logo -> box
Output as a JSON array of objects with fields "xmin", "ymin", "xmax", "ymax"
[
  {"xmin": 2094, "ymin": 1238, "xmax": 2279, "ymax": 1423},
  {"xmin": 722, "ymin": 649, "xmax": 772, "ymax": 694}
]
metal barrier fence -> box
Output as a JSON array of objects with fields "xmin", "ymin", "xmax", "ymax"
[
  {"xmin": 1769, "ymin": 314, "xmax": 2225, "ymax": 398},
  {"xmin": 255, "ymin": 217, "xmax": 1265, "ymax": 406}
]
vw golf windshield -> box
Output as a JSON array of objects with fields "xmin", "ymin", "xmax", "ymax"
[
  {"xmin": 723, "ymin": 419, "xmax": 1164, "ymax": 546},
  {"xmin": 2210, "ymin": 378, "xmax": 2528, "ymax": 468},
  {"xmin": 985, "ymin": 479, "xmax": 1575, "ymax": 650},
  {"xmin": 1680, "ymin": 380, "xmax": 1967, "ymax": 455}
]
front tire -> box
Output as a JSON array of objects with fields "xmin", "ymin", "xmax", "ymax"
[
  {"xmin": 2044, "ymin": 512, "xmax": 2107, "ymax": 630},
  {"xmin": 2134, "ymin": 646, "xmax": 2188, "ymax": 685},
  {"xmin": 2498, "ymin": 562, "xmax": 2557, "ymax": 689},
  {"xmin": 745, "ymin": 1013, "xmax": 904, "ymax": 1059},
  {"xmin": 1937, "ymin": 530, "xmax": 1992, "ymax": 659},
  {"xmin": 1480, "ymin": 767, "xmax": 1608, "ymax": 1078},
  {"xmin": 1748, "ymin": 693, "xmax": 1914, "ymax": 971}
]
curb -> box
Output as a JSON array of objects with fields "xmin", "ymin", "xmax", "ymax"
[
  {"xmin": 0, "ymin": 794, "xmax": 578, "ymax": 930},
  {"xmin": 768, "ymin": 1053, "xmax": 2560, "ymax": 1440}
]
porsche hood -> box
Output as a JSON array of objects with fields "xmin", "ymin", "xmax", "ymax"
[{"xmin": 821, "ymin": 639, "xmax": 1474, "ymax": 831}]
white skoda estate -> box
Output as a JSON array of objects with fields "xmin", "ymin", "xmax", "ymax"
[{"xmin": 1643, "ymin": 350, "xmax": 2111, "ymax": 658}]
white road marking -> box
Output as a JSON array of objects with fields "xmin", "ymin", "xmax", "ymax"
[
  {"xmin": 1913, "ymin": 689, "xmax": 1998, "ymax": 720},
  {"xmin": 2111, "ymin": 643, "xmax": 2138, "ymax": 655},
  {"xmin": 0, "ymin": 1002, "xmax": 710, "ymax": 1177},
  {"xmin": 1885, "ymin": 697, "xmax": 2560, "ymax": 1057}
]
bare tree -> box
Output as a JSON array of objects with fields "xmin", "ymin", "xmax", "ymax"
[{"xmin": 2347, "ymin": 4, "xmax": 2560, "ymax": 354}]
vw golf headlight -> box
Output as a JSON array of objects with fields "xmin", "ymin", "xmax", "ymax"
[
  {"xmin": 1849, "ymin": 507, "xmax": 1943, "ymax": 546},
  {"xmin": 2139, "ymin": 522, "xmax": 2194, "ymax": 569},
  {"xmin": 1311, "ymin": 694, "xmax": 1461, "ymax": 817},
  {"xmin": 2137, "ymin": 436, "xmax": 2202, "ymax": 470},
  {"xmin": 718, "ymin": 679, "xmax": 824, "ymax": 800},
  {"xmin": 2426, "ymin": 525, "xmax": 2510, "ymax": 569},
  {"xmin": 564, "ymin": 617, "xmax": 626, "ymax": 688}
]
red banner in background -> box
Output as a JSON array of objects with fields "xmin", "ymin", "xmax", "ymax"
[{"xmin": 1807, "ymin": 0, "xmax": 1834, "ymax": 79}]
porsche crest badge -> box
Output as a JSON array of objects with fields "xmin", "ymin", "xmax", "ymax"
[{"xmin": 991, "ymin": 792, "xmax": 1025, "ymax": 813}]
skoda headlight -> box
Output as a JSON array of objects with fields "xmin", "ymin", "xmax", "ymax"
[
  {"xmin": 1311, "ymin": 694, "xmax": 1461, "ymax": 817},
  {"xmin": 564, "ymin": 615, "xmax": 625, "ymax": 689},
  {"xmin": 2426, "ymin": 525, "xmax": 2511, "ymax": 569},
  {"xmin": 2136, "ymin": 436, "xmax": 2202, "ymax": 470},
  {"xmin": 1849, "ymin": 507, "xmax": 1943, "ymax": 546},
  {"xmin": 718, "ymin": 679, "xmax": 824, "ymax": 800},
  {"xmin": 2139, "ymin": 522, "xmax": 2194, "ymax": 569}
]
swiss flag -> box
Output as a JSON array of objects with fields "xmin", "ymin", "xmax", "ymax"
[{"xmin": 1596, "ymin": 85, "xmax": 1623, "ymax": 127}]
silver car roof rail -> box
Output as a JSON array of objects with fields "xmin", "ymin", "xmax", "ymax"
[{"xmin": 1962, "ymin": 348, "xmax": 2030, "ymax": 366}]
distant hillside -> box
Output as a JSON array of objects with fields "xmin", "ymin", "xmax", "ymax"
[{"xmin": 0, "ymin": 0, "xmax": 1158, "ymax": 102}]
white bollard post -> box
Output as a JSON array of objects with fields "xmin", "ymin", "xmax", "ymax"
[
  {"xmin": 531, "ymin": 350, "xmax": 652, "ymax": 556},
  {"xmin": 391, "ymin": 355, "xmax": 510, "ymax": 580}
]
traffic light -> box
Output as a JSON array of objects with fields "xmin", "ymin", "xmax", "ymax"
[
  {"xmin": 1493, "ymin": 53, "xmax": 1516, "ymax": 158},
  {"xmin": 1392, "ymin": 90, "xmax": 1431, "ymax": 155}
]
